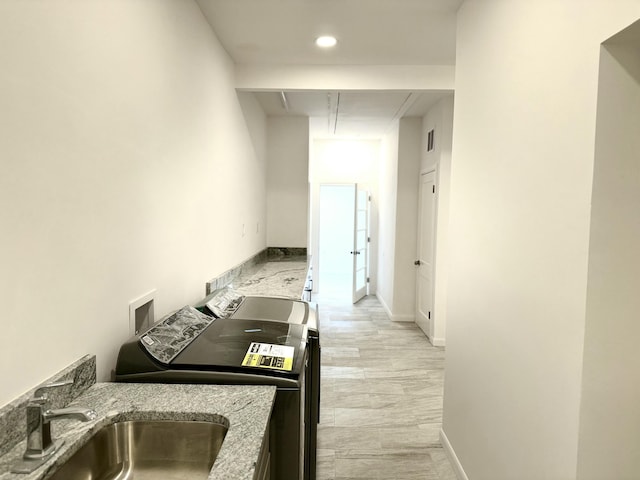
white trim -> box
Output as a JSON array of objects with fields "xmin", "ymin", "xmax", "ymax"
[
  {"xmin": 376, "ymin": 293, "xmax": 393, "ymax": 319},
  {"xmin": 375, "ymin": 294, "xmax": 415, "ymax": 322},
  {"xmin": 423, "ymin": 330, "xmax": 445, "ymax": 347},
  {"xmin": 440, "ymin": 429, "xmax": 469, "ymax": 480},
  {"xmin": 391, "ymin": 313, "xmax": 415, "ymax": 323}
]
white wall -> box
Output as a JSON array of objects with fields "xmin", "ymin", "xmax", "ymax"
[
  {"xmin": 376, "ymin": 123, "xmax": 400, "ymax": 313},
  {"xmin": 391, "ymin": 118, "xmax": 422, "ymax": 321},
  {"xmin": 443, "ymin": 2, "xmax": 640, "ymax": 479},
  {"xmin": 376, "ymin": 119, "xmax": 423, "ymax": 322},
  {"xmin": 310, "ymin": 138, "xmax": 380, "ymax": 295},
  {"xmin": 577, "ymin": 24, "xmax": 640, "ymax": 480},
  {"xmin": 421, "ymin": 95, "xmax": 454, "ymax": 344},
  {"xmin": 266, "ymin": 116, "xmax": 309, "ymax": 248},
  {"xmin": 0, "ymin": 0, "xmax": 267, "ymax": 407}
]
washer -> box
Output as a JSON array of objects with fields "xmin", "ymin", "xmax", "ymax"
[
  {"xmin": 115, "ymin": 306, "xmax": 312, "ymax": 480},
  {"xmin": 195, "ymin": 289, "xmax": 320, "ymax": 480}
]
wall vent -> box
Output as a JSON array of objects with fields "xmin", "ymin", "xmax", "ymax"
[{"xmin": 427, "ymin": 129, "xmax": 435, "ymax": 152}]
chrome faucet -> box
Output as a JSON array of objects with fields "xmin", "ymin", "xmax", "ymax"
[{"xmin": 12, "ymin": 380, "xmax": 97, "ymax": 474}]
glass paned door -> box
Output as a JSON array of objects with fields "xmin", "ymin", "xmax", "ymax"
[{"xmin": 352, "ymin": 186, "xmax": 369, "ymax": 303}]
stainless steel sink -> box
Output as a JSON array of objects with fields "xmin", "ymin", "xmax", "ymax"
[{"xmin": 48, "ymin": 420, "xmax": 228, "ymax": 480}]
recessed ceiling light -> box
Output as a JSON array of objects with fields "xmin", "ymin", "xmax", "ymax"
[{"xmin": 315, "ymin": 36, "xmax": 337, "ymax": 48}]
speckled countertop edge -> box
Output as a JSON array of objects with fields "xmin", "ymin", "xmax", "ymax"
[{"xmin": 0, "ymin": 383, "xmax": 276, "ymax": 480}]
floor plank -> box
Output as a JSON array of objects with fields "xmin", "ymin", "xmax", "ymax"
[{"xmin": 315, "ymin": 293, "xmax": 457, "ymax": 480}]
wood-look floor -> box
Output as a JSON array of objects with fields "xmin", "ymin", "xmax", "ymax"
[{"xmin": 315, "ymin": 292, "xmax": 457, "ymax": 480}]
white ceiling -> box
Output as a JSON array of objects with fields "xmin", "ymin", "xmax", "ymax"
[
  {"xmin": 196, "ymin": 0, "xmax": 463, "ymax": 66},
  {"xmin": 253, "ymin": 90, "xmax": 452, "ymax": 137},
  {"xmin": 196, "ymin": 0, "xmax": 462, "ymax": 136}
]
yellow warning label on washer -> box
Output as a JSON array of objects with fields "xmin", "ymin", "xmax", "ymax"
[{"xmin": 242, "ymin": 342, "xmax": 295, "ymax": 371}]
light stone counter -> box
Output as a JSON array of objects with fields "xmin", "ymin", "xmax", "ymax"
[
  {"xmin": 205, "ymin": 250, "xmax": 310, "ymax": 299},
  {"xmin": 0, "ymin": 381, "xmax": 275, "ymax": 480},
  {"xmin": 233, "ymin": 255, "xmax": 310, "ymax": 298},
  {"xmin": 0, "ymin": 250, "xmax": 310, "ymax": 480}
]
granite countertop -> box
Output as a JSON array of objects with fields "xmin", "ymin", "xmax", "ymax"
[
  {"xmin": 0, "ymin": 382, "xmax": 276, "ymax": 480},
  {"xmin": 232, "ymin": 255, "xmax": 310, "ymax": 298},
  {"xmin": 0, "ymin": 252, "xmax": 310, "ymax": 480}
]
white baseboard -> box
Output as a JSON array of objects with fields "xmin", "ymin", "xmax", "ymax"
[
  {"xmin": 431, "ymin": 336, "xmax": 446, "ymax": 347},
  {"xmin": 376, "ymin": 294, "xmax": 393, "ymax": 318},
  {"xmin": 375, "ymin": 295, "xmax": 415, "ymax": 322},
  {"xmin": 440, "ymin": 428, "xmax": 469, "ymax": 480},
  {"xmin": 391, "ymin": 313, "xmax": 415, "ymax": 322},
  {"xmin": 376, "ymin": 293, "xmax": 393, "ymax": 320}
]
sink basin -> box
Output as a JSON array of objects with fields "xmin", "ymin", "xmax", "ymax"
[{"xmin": 48, "ymin": 420, "xmax": 228, "ymax": 480}]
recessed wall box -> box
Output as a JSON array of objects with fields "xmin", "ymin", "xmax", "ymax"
[{"xmin": 129, "ymin": 290, "xmax": 156, "ymax": 336}]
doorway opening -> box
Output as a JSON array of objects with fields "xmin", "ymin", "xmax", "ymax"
[{"xmin": 318, "ymin": 184, "xmax": 355, "ymax": 300}]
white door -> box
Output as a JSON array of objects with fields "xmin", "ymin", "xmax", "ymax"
[
  {"xmin": 352, "ymin": 186, "xmax": 369, "ymax": 303},
  {"xmin": 318, "ymin": 185, "xmax": 355, "ymax": 297},
  {"xmin": 416, "ymin": 172, "xmax": 436, "ymax": 337}
]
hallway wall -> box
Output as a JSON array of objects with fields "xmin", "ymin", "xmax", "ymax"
[
  {"xmin": 376, "ymin": 119, "xmax": 423, "ymax": 322},
  {"xmin": 377, "ymin": 123, "xmax": 400, "ymax": 313},
  {"xmin": 421, "ymin": 95, "xmax": 454, "ymax": 345},
  {"xmin": 0, "ymin": 0, "xmax": 267, "ymax": 407},
  {"xmin": 392, "ymin": 118, "xmax": 422, "ymax": 321},
  {"xmin": 577, "ymin": 22, "xmax": 640, "ymax": 479},
  {"xmin": 266, "ymin": 116, "xmax": 309, "ymax": 248},
  {"xmin": 443, "ymin": 1, "xmax": 640, "ymax": 479}
]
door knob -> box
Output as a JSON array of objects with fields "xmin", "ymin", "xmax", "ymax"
[{"xmin": 414, "ymin": 260, "xmax": 421, "ymax": 266}]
